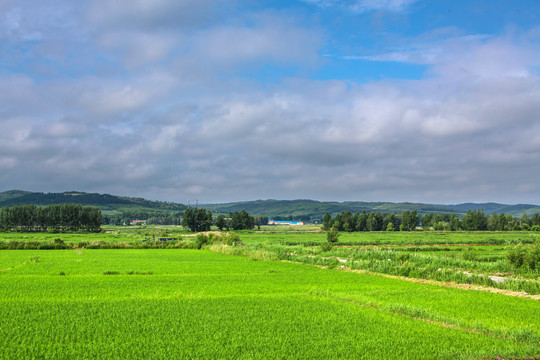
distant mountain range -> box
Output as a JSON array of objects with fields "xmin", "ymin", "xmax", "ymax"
[
  {"xmin": 1, "ymin": 190, "xmax": 539, "ymax": 219},
  {"xmin": 200, "ymin": 199, "xmax": 540, "ymax": 220}
]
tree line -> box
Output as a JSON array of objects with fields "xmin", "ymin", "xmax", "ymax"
[
  {"xmin": 323, "ymin": 210, "xmax": 540, "ymax": 232},
  {"xmin": 456, "ymin": 210, "xmax": 540, "ymax": 231},
  {"xmin": 323, "ymin": 210, "xmax": 422, "ymax": 232},
  {"xmin": 0, "ymin": 204, "xmax": 102, "ymax": 232},
  {"xmin": 102, "ymin": 210, "xmax": 183, "ymax": 226},
  {"xmin": 183, "ymin": 208, "xmax": 266, "ymax": 232},
  {"xmin": 101, "ymin": 207, "xmax": 268, "ymax": 231},
  {"xmin": 215, "ymin": 210, "xmax": 268, "ymax": 231},
  {"xmin": 182, "ymin": 207, "xmax": 214, "ymax": 232}
]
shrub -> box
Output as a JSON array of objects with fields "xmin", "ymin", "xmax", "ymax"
[
  {"xmin": 327, "ymin": 228, "xmax": 340, "ymax": 243},
  {"xmin": 525, "ymin": 244, "xmax": 540, "ymax": 270},
  {"xmin": 38, "ymin": 242, "xmax": 55, "ymax": 250},
  {"xmin": 103, "ymin": 271, "xmax": 121, "ymax": 275},
  {"xmin": 434, "ymin": 222, "xmax": 447, "ymax": 231},
  {"xmin": 462, "ymin": 248, "xmax": 477, "ymax": 261},
  {"xmin": 320, "ymin": 243, "xmax": 332, "ymax": 252},
  {"xmin": 506, "ymin": 244, "xmax": 540, "ymax": 270},
  {"xmin": 195, "ymin": 234, "xmax": 209, "ymax": 249},
  {"xmin": 397, "ymin": 253, "xmax": 410, "ymax": 262},
  {"xmin": 222, "ymin": 233, "xmax": 240, "ymax": 245}
]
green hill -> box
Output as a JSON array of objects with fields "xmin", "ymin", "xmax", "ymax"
[
  {"xmin": 446, "ymin": 203, "xmax": 540, "ymax": 216},
  {"xmin": 0, "ymin": 190, "xmax": 32, "ymax": 203},
  {"xmin": 1, "ymin": 191, "xmax": 538, "ymax": 220},
  {"xmin": 0, "ymin": 191, "xmax": 187, "ymax": 213},
  {"xmin": 199, "ymin": 199, "xmax": 465, "ymax": 220},
  {"xmin": 200, "ymin": 199, "xmax": 540, "ymax": 220}
]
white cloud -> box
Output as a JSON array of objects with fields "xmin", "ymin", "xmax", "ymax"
[
  {"xmin": 2, "ymin": 64, "xmax": 540, "ymax": 203},
  {"xmin": 349, "ymin": 0, "xmax": 418, "ymax": 13},
  {"xmin": 431, "ymin": 36, "xmax": 539, "ymax": 79},
  {"xmin": 1, "ymin": 0, "xmax": 540, "ymax": 204},
  {"xmin": 0, "ymin": 1, "xmax": 79, "ymax": 41},
  {"xmin": 0, "ymin": 156, "xmax": 17, "ymax": 170},
  {"xmin": 350, "ymin": 50, "xmax": 438, "ymax": 64},
  {"xmin": 86, "ymin": 0, "xmax": 220, "ymax": 30},
  {"xmin": 97, "ymin": 30, "xmax": 178, "ymax": 67},
  {"xmin": 303, "ymin": 0, "xmax": 417, "ymax": 13},
  {"xmin": 189, "ymin": 18, "xmax": 322, "ymax": 69},
  {"xmin": 355, "ymin": 30, "xmax": 540, "ymax": 81}
]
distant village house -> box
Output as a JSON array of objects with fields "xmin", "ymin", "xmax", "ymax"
[
  {"xmin": 268, "ymin": 219, "xmax": 304, "ymax": 226},
  {"xmin": 130, "ymin": 219, "xmax": 147, "ymax": 225}
]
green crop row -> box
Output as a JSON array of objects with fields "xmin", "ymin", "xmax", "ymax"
[
  {"xmin": 1, "ymin": 249, "xmax": 539, "ymax": 359},
  {"xmin": 210, "ymin": 241, "xmax": 540, "ymax": 295}
]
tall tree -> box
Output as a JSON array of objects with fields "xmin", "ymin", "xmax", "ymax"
[
  {"xmin": 182, "ymin": 208, "xmax": 212, "ymax": 232},
  {"xmin": 356, "ymin": 211, "xmax": 368, "ymax": 231},
  {"xmin": 215, "ymin": 215, "xmax": 225, "ymax": 231},
  {"xmin": 400, "ymin": 210, "xmax": 418, "ymax": 231},
  {"xmin": 230, "ymin": 209, "xmax": 254, "ymax": 230},
  {"xmin": 422, "ymin": 213, "xmax": 432, "ymax": 230},
  {"xmin": 322, "ymin": 212, "xmax": 333, "ymax": 231}
]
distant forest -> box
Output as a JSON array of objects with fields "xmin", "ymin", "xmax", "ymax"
[
  {"xmin": 101, "ymin": 210, "xmax": 184, "ymax": 226},
  {"xmin": 324, "ymin": 209, "xmax": 540, "ymax": 232},
  {"xmin": 1, "ymin": 191, "xmax": 540, "ymax": 230},
  {"xmin": 0, "ymin": 204, "xmax": 102, "ymax": 232}
]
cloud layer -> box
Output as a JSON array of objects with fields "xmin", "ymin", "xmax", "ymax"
[{"xmin": 1, "ymin": 1, "xmax": 540, "ymax": 204}]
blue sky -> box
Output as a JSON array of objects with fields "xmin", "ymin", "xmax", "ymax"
[{"xmin": 1, "ymin": 0, "xmax": 540, "ymax": 204}]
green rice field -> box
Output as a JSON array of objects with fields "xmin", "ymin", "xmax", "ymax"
[{"xmin": 1, "ymin": 247, "xmax": 539, "ymax": 359}]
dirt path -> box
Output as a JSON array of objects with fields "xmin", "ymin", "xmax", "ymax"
[
  {"xmin": 339, "ymin": 266, "xmax": 540, "ymax": 300},
  {"xmin": 182, "ymin": 231, "xmax": 226, "ymax": 237},
  {"xmin": 280, "ymin": 259, "xmax": 540, "ymax": 300},
  {"xmin": 334, "ymin": 243, "xmax": 504, "ymax": 248}
]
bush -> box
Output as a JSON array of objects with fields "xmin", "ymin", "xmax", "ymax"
[
  {"xmin": 320, "ymin": 243, "xmax": 333, "ymax": 252},
  {"xmin": 327, "ymin": 228, "xmax": 340, "ymax": 243},
  {"xmin": 525, "ymin": 245, "xmax": 540, "ymax": 270},
  {"xmin": 222, "ymin": 233, "xmax": 240, "ymax": 245},
  {"xmin": 103, "ymin": 271, "xmax": 121, "ymax": 275},
  {"xmin": 397, "ymin": 253, "xmax": 410, "ymax": 262},
  {"xmin": 195, "ymin": 234, "xmax": 209, "ymax": 249},
  {"xmin": 462, "ymin": 248, "xmax": 477, "ymax": 261},
  {"xmin": 506, "ymin": 244, "xmax": 540, "ymax": 270}
]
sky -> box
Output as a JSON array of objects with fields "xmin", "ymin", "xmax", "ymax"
[{"xmin": 1, "ymin": 0, "xmax": 540, "ymax": 205}]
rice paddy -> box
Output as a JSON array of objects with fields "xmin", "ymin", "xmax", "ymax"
[{"xmin": 0, "ymin": 228, "xmax": 539, "ymax": 359}]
